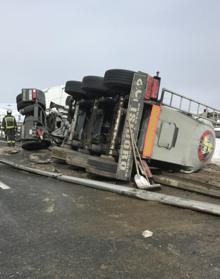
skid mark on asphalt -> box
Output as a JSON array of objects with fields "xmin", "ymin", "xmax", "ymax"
[{"xmin": 0, "ymin": 180, "xmax": 10, "ymax": 190}]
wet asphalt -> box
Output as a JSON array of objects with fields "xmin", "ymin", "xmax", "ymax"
[{"xmin": 0, "ymin": 164, "xmax": 220, "ymax": 279}]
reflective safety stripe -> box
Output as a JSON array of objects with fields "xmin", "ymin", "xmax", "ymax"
[
  {"xmin": 5, "ymin": 116, "xmax": 15, "ymax": 129},
  {"xmin": 143, "ymin": 104, "xmax": 161, "ymax": 158},
  {"xmin": 6, "ymin": 140, "xmax": 15, "ymax": 144}
]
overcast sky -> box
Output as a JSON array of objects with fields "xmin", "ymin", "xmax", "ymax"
[{"xmin": 0, "ymin": 0, "xmax": 220, "ymax": 108}]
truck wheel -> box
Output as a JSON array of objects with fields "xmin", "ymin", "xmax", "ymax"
[
  {"xmin": 16, "ymin": 93, "xmax": 46, "ymax": 111},
  {"xmin": 17, "ymin": 100, "xmax": 32, "ymax": 111},
  {"xmin": 16, "ymin": 91, "xmax": 45, "ymax": 104},
  {"xmin": 104, "ymin": 69, "xmax": 135, "ymax": 93},
  {"xmin": 17, "ymin": 100, "xmax": 46, "ymax": 111},
  {"xmin": 16, "ymin": 94, "xmax": 22, "ymax": 103},
  {"xmin": 22, "ymin": 140, "xmax": 51, "ymax": 150},
  {"xmin": 82, "ymin": 76, "xmax": 112, "ymax": 97},
  {"xmin": 65, "ymin": 81, "xmax": 87, "ymax": 100}
]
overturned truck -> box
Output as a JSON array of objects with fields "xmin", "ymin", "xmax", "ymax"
[
  {"xmin": 50, "ymin": 69, "xmax": 218, "ymax": 181},
  {"xmin": 16, "ymin": 89, "xmax": 51, "ymax": 150}
]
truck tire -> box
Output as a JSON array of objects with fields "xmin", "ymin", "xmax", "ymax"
[
  {"xmin": 16, "ymin": 91, "xmax": 45, "ymax": 103},
  {"xmin": 104, "ymin": 69, "xmax": 135, "ymax": 93},
  {"xmin": 22, "ymin": 140, "xmax": 51, "ymax": 150},
  {"xmin": 16, "ymin": 93, "xmax": 46, "ymax": 111},
  {"xmin": 17, "ymin": 100, "xmax": 46, "ymax": 111},
  {"xmin": 19, "ymin": 104, "xmax": 36, "ymax": 116},
  {"xmin": 16, "ymin": 94, "xmax": 22, "ymax": 103},
  {"xmin": 82, "ymin": 76, "xmax": 112, "ymax": 97},
  {"xmin": 65, "ymin": 81, "xmax": 87, "ymax": 100},
  {"xmin": 17, "ymin": 100, "xmax": 32, "ymax": 111}
]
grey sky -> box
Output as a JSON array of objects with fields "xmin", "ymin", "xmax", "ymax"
[{"xmin": 0, "ymin": 0, "xmax": 220, "ymax": 108}]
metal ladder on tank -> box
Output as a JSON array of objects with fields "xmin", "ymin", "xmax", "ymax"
[{"xmin": 160, "ymin": 88, "xmax": 220, "ymax": 127}]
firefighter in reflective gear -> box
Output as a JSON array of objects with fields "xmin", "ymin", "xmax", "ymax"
[{"xmin": 2, "ymin": 109, "xmax": 17, "ymax": 146}]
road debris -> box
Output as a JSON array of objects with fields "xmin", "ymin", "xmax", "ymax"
[
  {"xmin": 0, "ymin": 180, "xmax": 10, "ymax": 190},
  {"xmin": 142, "ymin": 230, "xmax": 153, "ymax": 238}
]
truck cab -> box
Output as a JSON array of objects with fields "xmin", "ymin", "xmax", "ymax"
[{"xmin": 17, "ymin": 89, "xmax": 51, "ymax": 149}]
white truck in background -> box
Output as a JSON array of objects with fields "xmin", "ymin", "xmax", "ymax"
[{"xmin": 43, "ymin": 85, "xmax": 68, "ymax": 109}]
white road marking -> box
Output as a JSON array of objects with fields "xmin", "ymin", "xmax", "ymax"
[{"xmin": 0, "ymin": 181, "xmax": 10, "ymax": 190}]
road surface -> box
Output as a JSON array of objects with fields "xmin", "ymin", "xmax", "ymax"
[{"xmin": 0, "ymin": 163, "xmax": 220, "ymax": 279}]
